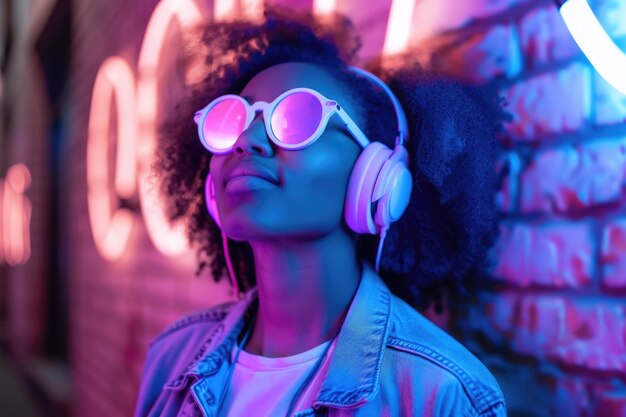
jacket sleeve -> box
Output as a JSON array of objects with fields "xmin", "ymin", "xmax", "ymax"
[
  {"xmin": 479, "ymin": 400, "xmax": 507, "ymax": 417},
  {"xmin": 133, "ymin": 341, "xmax": 166, "ymax": 417},
  {"xmin": 431, "ymin": 373, "xmax": 508, "ymax": 417},
  {"xmin": 131, "ymin": 307, "xmax": 230, "ymax": 417}
]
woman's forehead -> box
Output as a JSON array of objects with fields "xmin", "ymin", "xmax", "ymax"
[{"xmin": 240, "ymin": 62, "xmax": 348, "ymax": 103}]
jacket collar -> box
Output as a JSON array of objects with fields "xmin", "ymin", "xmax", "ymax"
[
  {"xmin": 313, "ymin": 261, "xmax": 392, "ymax": 408},
  {"xmin": 164, "ymin": 261, "xmax": 392, "ymax": 409}
]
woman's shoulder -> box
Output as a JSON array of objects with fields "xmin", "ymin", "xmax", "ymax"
[
  {"xmin": 134, "ymin": 299, "xmax": 242, "ymax": 417},
  {"xmin": 149, "ymin": 299, "xmax": 238, "ymax": 348},
  {"xmin": 385, "ymin": 294, "xmax": 506, "ymax": 415}
]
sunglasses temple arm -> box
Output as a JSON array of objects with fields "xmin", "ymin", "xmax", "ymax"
[
  {"xmin": 335, "ymin": 107, "xmax": 370, "ymax": 148},
  {"xmin": 194, "ymin": 111, "xmax": 203, "ymax": 125}
]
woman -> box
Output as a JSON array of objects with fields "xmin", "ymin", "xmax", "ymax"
[{"xmin": 134, "ymin": 8, "xmax": 509, "ymax": 417}]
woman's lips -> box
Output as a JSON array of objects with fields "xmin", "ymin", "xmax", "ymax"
[
  {"xmin": 225, "ymin": 163, "xmax": 280, "ymax": 185},
  {"xmin": 225, "ymin": 175, "xmax": 278, "ymax": 193},
  {"xmin": 224, "ymin": 162, "xmax": 280, "ymax": 193}
]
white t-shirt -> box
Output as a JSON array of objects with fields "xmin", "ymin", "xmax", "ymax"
[{"xmin": 220, "ymin": 338, "xmax": 337, "ymax": 417}]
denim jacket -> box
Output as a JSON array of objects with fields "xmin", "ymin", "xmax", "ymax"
[{"xmin": 134, "ymin": 262, "xmax": 507, "ymax": 417}]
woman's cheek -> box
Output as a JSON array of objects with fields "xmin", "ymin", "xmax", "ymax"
[
  {"xmin": 300, "ymin": 143, "xmax": 353, "ymax": 180},
  {"xmin": 290, "ymin": 148, "xmax": 352, "ymax": 217}
]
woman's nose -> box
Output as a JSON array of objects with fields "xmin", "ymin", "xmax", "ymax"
[{"xmin": 233, "ymin": 112, "xmax": 274, "ymax": 156}]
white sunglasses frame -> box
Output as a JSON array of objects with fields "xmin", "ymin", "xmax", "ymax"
[{"xmin": 193, "ymin": 87, "xmax": 371, "ymax": 154}]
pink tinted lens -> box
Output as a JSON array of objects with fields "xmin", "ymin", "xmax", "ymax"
[
  {"xmin": 271, "ymin": 92, "xmax": 323, "ymax": 145},
  {"xmin": 203, "ymin": 99, "xmax": 247, "ymax": 151}
]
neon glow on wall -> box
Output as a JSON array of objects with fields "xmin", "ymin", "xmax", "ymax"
[
  {"xmin": 383, "ymin": 0, "xmax": 417, "ymax": 56},
  {"xmin": 313, "ymin": 0, "xmax": 338, "ymax": 15},
  {"xmin": 1, "ymin": 164, "xmax": 32, "ymax": 266},
  {"xmin": 216, "ymin": 0, "xmax": 263, "ymax": 20},
  {"xmin": 87, "ymin": 57, "xmax": 137, "ymax": 261}
]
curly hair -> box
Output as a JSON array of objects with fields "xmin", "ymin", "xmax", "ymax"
[{"xmin": 151, "ymin": 7, "xmax": 510, "ymax": 312}]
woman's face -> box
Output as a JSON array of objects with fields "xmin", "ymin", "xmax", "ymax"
[{"xmin": 209, "ymin": 62, "xmax": 363, "ymax": 242}]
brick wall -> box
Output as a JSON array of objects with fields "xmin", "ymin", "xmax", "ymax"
[
  {"xmin": 423, "ymin": 0, "xmax": 626, "ymax": 416},
  {"xmin": 3, "ymin": 0, "xmax": 54, "ymax": 364},
  {"xmin": 63, "ymin": 0, "xmax": 626, "ymax": 416}
]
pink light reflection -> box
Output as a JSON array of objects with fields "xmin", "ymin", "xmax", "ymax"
[{"xmin": 87, "ymin": 57, "xmax": 136, "ymax": 261}]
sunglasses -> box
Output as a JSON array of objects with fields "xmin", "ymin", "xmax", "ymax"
[{"xmin": 193, "ymin": 88, "xmax": 371, "ymax": 154}]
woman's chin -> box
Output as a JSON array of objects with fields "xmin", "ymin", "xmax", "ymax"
[
  {"xmin": 221, "ymin": 211, "xmax": 341, "ymax": 242},
  {"xmin": 221, "ymin": 221, "xmax": 274, "ymax": 242}
]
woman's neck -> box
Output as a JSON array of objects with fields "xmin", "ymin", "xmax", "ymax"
[{"xmin": 243, "ymin": 228, "xmax": 361, "ymax": 358}]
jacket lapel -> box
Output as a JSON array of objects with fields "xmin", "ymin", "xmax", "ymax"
[{"xmin": 312, "ymin": 262, "xmax": 392, "ymax": 410}]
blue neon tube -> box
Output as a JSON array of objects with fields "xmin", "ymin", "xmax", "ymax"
[{"xmin": 556, "ymin": 0, "xmax": 626, "ymax": 94}]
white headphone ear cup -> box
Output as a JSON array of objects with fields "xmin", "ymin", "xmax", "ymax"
[
  {"xmin": 345, "ymin": 142, "xmax": 392, "ymax": 234},
  {"xmin": 372, "ymin": 145, "xmax": 412, "ymax": 227},
  {"xmin": 205, "ymin": 173, "xmax": 222, "ymax": 229}
]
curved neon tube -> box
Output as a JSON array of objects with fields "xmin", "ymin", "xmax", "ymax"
[
  {"xmin": 383, "ymin": 0, "xmax": 416, "ymax": 56},
  {"xmin": 558, "ymin": 0, "xmax": 626, "ymax": 94},
  {"xmin": 136, "ymin": 0, "xmax": 202, "ymax": 256},
  {"xmin": 87, "ymin": 57, "xmax": 136, "ymax": 261}
]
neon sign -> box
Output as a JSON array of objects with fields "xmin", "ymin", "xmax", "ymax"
[
  {"xmin": 383, "ymin": 0, "xmax": 417, "ymax": 56},
  {"xmin": 0, "ymin": 164, "xmax": 32, "ymax": 266},
  {"xmin": 87, "ymin": 57, "xmax": 137, "ymax": 260},
  {"xmin": 135, "ymin": 0, "xmax": 203, "ymax": 256},
  {"xmin": 88, "ymin": 0, "xmax": 205, "ymax": 259}
]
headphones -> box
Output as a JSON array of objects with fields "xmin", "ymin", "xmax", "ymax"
[{"xmin": 204, "ymin": 66, "xmax": 412, "ymax": 294}]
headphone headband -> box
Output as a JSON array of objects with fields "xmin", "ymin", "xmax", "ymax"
[{"xmin": 348, "ymin": 66, "xmax": 409, "ymax": 147}]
